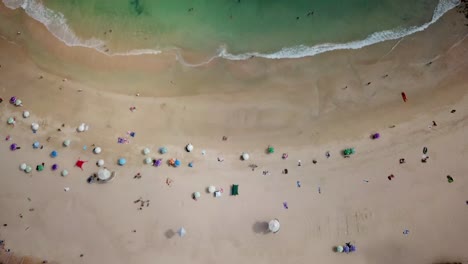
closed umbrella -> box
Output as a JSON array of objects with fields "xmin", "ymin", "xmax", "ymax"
[
  {"xmin": 97, "ymin": 168, "xmax": 111, "ymax": 181},
  {"xmin": 61, "ymin": 170, "xmax": 69, "ymax": 176},
  {"xmin": 144, "ymin": 157, "xmax": 152, "ymax": 164},
  {"xmin": 208, "ymin": 186, "xmax": 216, "ymax": 193},
  {"xmin": 93, "ymin": 147, "xmax": 102, "ymax": 154},
  {"xmin": 178, "ymin": 227, "xmax": 186, "ymax": 237},
  {"xmin": 268, "ymin": 219, "xmax": 280, "ymax": 233},
  {"xmin": 186, "ymin": 144, "xmax": 194, "ymax": 152},
  {"xmin": 63, "ymin": 140, "xmax": 71, "ymax": 147},
  {"xmin": 143, "ymin": 147, "xmax": 150, "ymax": 155},
  {"xmin": 241, "ymin": 152, "xmax": 249, "ymax": 161},
  {"xmin": 118, "ymin": 158, "xmax": 126, "ymax": 166},
  {"xmin": 159, "ymin": 147, "xmax": 168, "ymax": 154}
]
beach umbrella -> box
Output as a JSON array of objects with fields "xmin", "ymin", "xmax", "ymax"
[
  {"xmin": 178, "ymin": 227, "xmax": 186, "ymax": 237},
  {"xmin": 31, "ymin": 123, "xmax": 39, "ymax": 132},
  {"xmin": 142, "ymin": 147, "xmax": 150, "ymax": 155},
  {"xmin": 75, "ymin": 159, "xmax": 87, "ymax": 170},
  {"xmin": 51, "ymin": 164, "xmax": 58, "ymax": 171},
  {"xmin": 144, "ymin": 157, "xmax": 152, "ymax": 164},
  {"xmin": 241, "ymin": 152, "xmax": 249, "ymax": 161},
  {"xmin": 267, "ymin": 146, "xmax": 275, "ymax": 154},
  {"xmin": 32, "ymin": 141, "xmax": 40, "ymax": 149},
  {"xmin": 343, "ymin": 245, "xmax": 350, "ymax": 253},
  {"xmin": 63, "ymin": 139, "xmax": 71, "ymax": 147},
  {"xmin": 50, "ymin": 150, "xmax": 58, "ymax": 158},
  {"xmin": 97, "ymin": 159, "xmax": 105, "ymax": 167},
  {"xmin": 9, "ymin": 96, "xmax": 16, "ymax": 104},
  {"xmin": 15, "ymin": 99, "xmax": 22, "ymax": 106},
  {"xmin": 174, "ymin": 159, "xmax": 181, "ymax": 167},
  {"xmin": 208, "ymin": 185, "xmax": 216, "ymax": 193},
  {"xmin": 159, "ymin": 147, "xmax": 168, "ymax": 154},
  {"xmin": 372, "ymin": 133, "xmax": 380, "ymax": 139},
  {"xmin": 61, "ymin": 169, "xmax": 69, "ymax": 176},
  {"xmin": 36, "ymin": 164, "xmax": 44, "ymax": 171},
  {"xmin": 25, "ymin": 166, "xmax": 32, "ymax": 173},
  {"xmin": 10, "ymin": 143, "xmax": 18, "ymax": 151},
  {"xmin": 77, "ymin": 123, "xmax": 85, "ymax": 132},
  {"xmin": 336, "ymin": 246, "xmax": 344, "ymax": 253},
  {"xmin": 20, "ymin": 163, "xmax": 27, "ymax": 171},
  {"xmin": 186, "ymin": 143, "xmax": 194, "ymax": 152},
  {"xmin": 193, "ymin": 192, "xmax": 201, "ymax": 200},
  {"xmin": 349, "ymin": 244, "xmax": 356, "ymax": 252},
  {"xmin": 23, "ymin": 111, "xmax": 30, "ymax": 118},
  {"xmin": 7, "ymin": 117, "xmax": 15, "ymax": 125},
  {"xmin": 268, "ymin": 219, "xmax": 280, "ymax": 233},
  {"xmin": 93, "ymin": 147, "xmax": 102, "ymax": 154},
  {"xmin": 154, "ymin": 159, "xmax": 162, "ymax": 167},
  {"xmin": 118, "ymin": 158, "xmax": 126, "ymax": 166},
  {"xmin": 97, "ymin": 168, "xmax": 111, "ymax": 181}
]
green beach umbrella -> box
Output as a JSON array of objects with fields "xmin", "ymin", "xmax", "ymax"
[
  {"xmin": 144, "ymin": 157, "xmax": 152, "ymax": 164},
  {"xmin": 25, "ymin": 166, "xmax": 32, "ymax": 173},
  {"xmin": 61, "ymin": 170, "xmax": 69, "ymax": 176},
  {"xmin": 193, "ymin": 192, "xmax": 201, "ymax": 200},
  {"xmin": 20, "ymin": 163, "xmax": 27, "ymax": 171},
  {"xmin": 36, "ymin": 164, "xmax": 44, "ymax": 171},
  {"xmin": 336, "ymin": 246, "xmax": 344, "ymax": 253},
  {"xmin": 7, "ymin": 117, "xmax": 15, "ymax": 125},
  {"xmin": 63, "ymin": 139, "xmax": 71, "ymax": 147},
  {"xmin": 267, "ymin": 146, "xmax": 275, "ymax": 154}
]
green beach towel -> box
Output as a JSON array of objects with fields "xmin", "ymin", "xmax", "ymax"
[{"xmin": 231, "ymin": 185, "xmax": 239, "ymax": 196}]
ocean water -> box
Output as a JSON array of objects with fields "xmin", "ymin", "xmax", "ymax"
[{"xmin": 2, "ymin": 0, "xmax": 461, "ymax": 63}]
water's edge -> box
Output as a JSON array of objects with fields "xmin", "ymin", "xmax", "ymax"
[{"xmin": 2, "ymin": 0, "xmax": 460, "ymax": 66}]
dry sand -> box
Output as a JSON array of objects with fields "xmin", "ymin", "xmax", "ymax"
[{"xmin": 0, "ymin": 3, "xmax": 468, "ymax": 264}]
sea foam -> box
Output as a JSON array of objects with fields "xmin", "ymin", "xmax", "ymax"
[{"xmin": 2, "ymin": 0, "xmax": 461, "ymax": 64}]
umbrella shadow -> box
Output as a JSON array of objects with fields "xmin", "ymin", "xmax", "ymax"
[
  {"xmin": 164, "ymin": 229, "xmax": 175, "ymax": 239},
  {"xmin": 252, "ymin": 221, "xmax": 270, "ymax": 234}
]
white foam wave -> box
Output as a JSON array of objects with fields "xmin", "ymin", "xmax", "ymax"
[
  {"xmin": 2, "ymin": 0, "xmax": 460, "ymax": 63},
  {"xmin": 215, "ymin": 0, "xmax": 460, "ymax": 61}
]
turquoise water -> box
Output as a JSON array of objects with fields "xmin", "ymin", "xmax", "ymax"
[{"xmin": 2, "ymin": 0, "xmax": 460, "ymax": 60}]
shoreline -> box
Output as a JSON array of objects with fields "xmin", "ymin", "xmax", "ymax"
[{"xmin": 0, "ymin": 1, "xmax": 468, "ymax": 264}]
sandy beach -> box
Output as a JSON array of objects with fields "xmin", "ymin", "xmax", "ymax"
[{"xmin": 1, "ymin": 2, "xmax": 468, "ymax": 264}]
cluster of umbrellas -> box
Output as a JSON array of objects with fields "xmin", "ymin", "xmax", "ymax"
[
  {"xmin": 168, "ymin": 158, "xmax": 181, "ymax": 167},
  {"xmin": 9, "ymin": 96, "xmax": 23, "ymax": 107},
  {"xmin": 335, "ymin": 243, "xmax": 356, "ymax": 253}
]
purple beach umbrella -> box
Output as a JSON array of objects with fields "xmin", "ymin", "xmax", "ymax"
[
  {"xmin": 372, "ymin": 133, "xmax": 380, "ymax": 139},
  {"xmin": 9, "ymin": 96, "xmax": 16, "ymax": 104},
  {"xmin": 51, "ymin": 164, "xmax": 58, "ymax": 171},
  {"xmin": 343, "ymin": 245, "xmax": 350, "ymax": 253},
  {"xmin": 154, "ymin": 159, "xmax": 162, "ymax": 167},
  {"xmin": 349, "ymin": 245, "xmax": 356, "ymax": 252},
  {"xmin": 10, "ymin": 143, "xmax": 18, "ymax": 151}
]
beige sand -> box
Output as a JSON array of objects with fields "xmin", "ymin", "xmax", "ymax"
[{"xmin": 0, "ymin": 3, "xmax": 468, "ymax": 264}]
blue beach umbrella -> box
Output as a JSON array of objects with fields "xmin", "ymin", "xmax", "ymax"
[
  {"xmin": 159, "ymin": 147, "xmax": 168, "ymax": 154},
  {"xmin": 349, "ymin": 245, "xmax": 356, "ymax": 252},
  {"xmin": 50, "ymin": 150, "xmax": 58, "ymax": 158},
  {"xmin": 174, "ymin": 159, "xmax": 181, "ymax": 167},
  {"xmin": 343, "ymin": 245, "xmax": 350, "ymax": 253},
  {"xmin": 32, "ymin": 141, "xmax": 40, "ymax": 149},
  {"xmin": 118, "ymin": 158, "xmax": 127, "ymax": 166}
]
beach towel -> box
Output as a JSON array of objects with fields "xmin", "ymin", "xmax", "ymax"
[{"xmin": 231, "ymin": 185, "xmax": 239, "ymax": 196}]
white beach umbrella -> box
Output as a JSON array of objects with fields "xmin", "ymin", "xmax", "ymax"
[
  {"xmin": 14, "ymin": 99, "xmax": 22, "ymax": 106},
  {"xmin": 193, "ymin": 192, "xmax": 201, "ymax": 200},
  {"xmin": 7, "ymin": 117, "xmax": 15, "ymax": 125},
  {"xmin": 186, "ymin": 143, "xmax": 194, "ymax": 152},
  {"xmin": 97, "ymin": 168, "xmax": 111, "ymax": 181},
  {"xmin": 93, "ymin": 147, "xmax": 102, "ymax": 154},
  {"xmin": 208, "ymin": 185, "xmax": 216, "ymax": 194},
  {"xmin": 31, "ymin": 123, "xmax": 39, "ymax": 131},
  {"xmin": 63, "ymin": 139, "xmax": 71, "ymax": 147},
  {"xmin": 77, "ymin": 123, "xmax": 85, "ymax": 132},
  {"xmin": 144, "ymin": 157, "xmax": 153, "ymax": 164},
  {"xmin": 25, "ymin": 166, "xmax": 32, "ymax": 173},
  {"xmin": 268, "ymin": 219, "xmax": 280, "ymax": 233},
  {"xmin": 20, "ymin": 163, "xmax": 27, "ymax": 171},
  {"xmin": 61, "ymin": 169, "xmax": 69, "ymax": 177},
  {"xmin": 143, "ymin": 147, "xmax": 150, "ymax": 155},
  {"xmin": 178, "ymin": 227, "xmax": 186, "ymax": 237},
  {"xmin": 97, "ymin": 159, "xmax": 105, "ymax": 167},
  {"xmin": 23, "ymin": 111, "xmax": 30, "ymax": 118},
  {"xmin": 336, "ymin": 245, "xmax": 344, "ymax": 253},
  {"xmin": 242, "ymin": 152, "xmax": 250, "ymax": 161}
]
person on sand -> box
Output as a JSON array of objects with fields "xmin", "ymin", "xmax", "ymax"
[
  {"xmin": 298, "ymin": 160, "xmax": 302, "ymax": 166},
  {"xmin": 399, "ymin": 158, "xmax": 406, "ymax": 164}
]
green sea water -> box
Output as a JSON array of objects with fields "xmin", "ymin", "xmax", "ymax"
[{"xmin": 40, "ymin": 0, "xmax": 441, "ymax": 55}]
